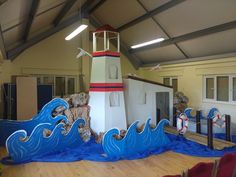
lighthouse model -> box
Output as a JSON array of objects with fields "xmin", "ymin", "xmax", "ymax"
[{"xmin": 89, "ymin": 25, "xmax": 127, "ymax": 134}]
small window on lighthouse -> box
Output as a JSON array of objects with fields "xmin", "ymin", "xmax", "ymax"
[
  {"xmin": 109, "ymin": 65, "xmax": 118, "ymax": 79},
  {"xmin": 109, "ymin": 92, "xmax": 120, "ymax": 107}
]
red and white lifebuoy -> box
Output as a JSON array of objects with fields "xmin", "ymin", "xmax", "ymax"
[
  {"xmin": 212, "ymin": 113, "xmax": 225, "ymax": 128},
  {"xmin": 177, "ymin": 113, "xmax": 189, "ymax": 134}
]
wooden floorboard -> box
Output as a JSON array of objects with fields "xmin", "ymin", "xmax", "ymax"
[
  {"xmin": 0, "ymin": 147, "xmax": 216, "ymax": 177},
  {"xmin": 165, "ymin": 126, "xmax": 236, "ymax": 150}
]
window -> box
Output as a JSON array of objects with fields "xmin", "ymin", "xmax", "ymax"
[
  {"xmin": 55, "ymin": 77, "xmax": 65, "ymax": 96},
  {"xmin": 67, "ymin": 77, "xmax": 75, "ymax": 95},
  {"xmin": 34, "ymin": 75, "xmax": 77, "ymax": 97},
  {"xmin": 163, "ymin": 77, "xmax": 178, "ymax": 93},
  {"xmin": 206, "ymin": 78, "xmax": 214, "ymax": 99},
  {"xmin": 233, "ymin": 77, "xmax": 236, "ymax": 101},
  {"xmin": 109, "ymin": 92, "xmax": 120, "ymax": 107},
  {"xmin": 163, "ymin": 78, "xmax": 170, "ymax": 86},
  {"xmin": 109, "ymin": 65, "xmax": 118, "ymax": 79},
  {"xmin": 217, "ymin": 76, "xmax": 229, "ymax": 101},
  {"xmin": 204, "ymin": 75, "xmax": 235, "ymax": 103},
  {"xmin": 172, "ymin": 78, "xmax": 178, "ymax": 94}
]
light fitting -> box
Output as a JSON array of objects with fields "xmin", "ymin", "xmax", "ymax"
[
  {"xmin": 65, "ymin": 24, "xmax": 88, "ymax": 40},
  {"xmin": 131, "ymin": 38, "xmax": 165, "ymax": 49}
]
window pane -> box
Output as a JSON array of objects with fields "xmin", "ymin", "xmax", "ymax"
[
  {"xmin": 67, "ymin": 78, "xmax": 75, "ymax": 95},
  {"xmin": 233, "ymin": 78, "xmax": 236, "ymax": 101},
  {"xmin": 163, "ymin": 78, "xmax": 170, "ymax": 86},
  {"xmin": 43, "ymin": 76, "xmax": 54, "ymax": 85},
  {"xmin": 217, "ymin": 76, "xmax": 229, "ymax": 101},
  {"xmin": 206, "ymin": 78, "xmax": 214, "ymax": 99},
  {"xmin": 172, "ymin": 79, "xmax": 178, "ymax": 93},
  {"xmin": 37, "ymin": 77, "xmax": 41, "ymax": 84},
  {"xmin": 55, "ymin": 77, "xmax": 65, "ymax": 96}
]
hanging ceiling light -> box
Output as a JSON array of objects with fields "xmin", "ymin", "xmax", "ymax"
[
  {"xmin": 131, "ymin": 38, "xmax": 165, "ymax": 49},
  {"xmin": 65, "ymin": 24, "xmax": 88, "ymax": 40}
]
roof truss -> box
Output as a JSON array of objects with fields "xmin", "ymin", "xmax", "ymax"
[
  {"xmin": 53, "ymin": 0, "xmax": 78, "ymax": 26},
  {"xmin": 7, "ymin": 0, "xmax": 96, "ymax": 60},
  {"xmin": 136, "ymin": 0, "xmax": 189, "ymax": 58},
  {"xmin": 23, "ymin": 0, "xmax": 40, "ymax": 41},
  {"xmin": 0, "ymin": 25, "xmax": 6, "ymax": 59},
  {"xmin": 117, "ymin": 0, "xmax": 186, "ymax": 31},
  {"xmin": 129, "ymin": 20, "xmax": 236, "ymax": 54}
]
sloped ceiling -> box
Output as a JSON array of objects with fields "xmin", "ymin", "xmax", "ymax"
[{"xmin": 0, "ymin": 0, "xmax": 236, "ymax": 68}]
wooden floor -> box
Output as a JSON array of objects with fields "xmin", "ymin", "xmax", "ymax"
[{"xmin": 0, "ymin": 147, "xmax": 216, "ymax": 177}]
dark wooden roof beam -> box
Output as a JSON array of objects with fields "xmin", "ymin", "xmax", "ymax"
[
  {"xmin": 117, "ymin": 0, "xmax": 186, "ymax": 31},
  {"xmin": 23, "ymin": 0, "xmax": 40, "ymax": 41},
  {"xmin": 53, "ymin": 0, "xmax": 78, "ymax": 26},
  {"xmin": 130, "ymin": 20, "xmax": 236, "ymax": 53}
]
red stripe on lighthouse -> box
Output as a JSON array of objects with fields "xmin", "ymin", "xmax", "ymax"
[
  {"xmin": 89, "ymin": 88, "xmax": 124, "ymax": 92},
  {"xmin": 92, "ymin": 51, "xmax": 120, "ymax": 57},
  {"xmin": 90, "ymin": 83, "xmax": 123, "ymax": 87}
]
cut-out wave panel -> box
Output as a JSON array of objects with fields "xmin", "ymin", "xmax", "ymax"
[
  {"xmin": 102, "ymin": 119, "xmax": 170, "ymax": 159},
  {"xmin": 6, "ymin": 119, "xmax": 85, "ymax": 163},
  {"xmin": 0, "ymin": 98, "xmax": 69, "ymax": 146}
]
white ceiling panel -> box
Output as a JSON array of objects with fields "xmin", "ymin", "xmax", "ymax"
[
  {"xmin": 61, "ymin": 0, "xmax": 86, "ymax": 22},
  {"xmin": 0, "ymin": 0, "xmax": 31, "ymax": 30},
  {"xmin": 37, "ymin": 0, "xmax": 66, "ymax": 14},
  {"xmin": 3, "ymin": 25, "xmax": 24, "ymax": 49},
  {"xmin": 93, "ymin": 0, "xmax": 146, "ymax": 29},
  {"xmin": 120, "ymin": 18, "xmax": 168, "ymax": 47},
  {"xmin": 138, "ymin": 0, "xmax": 170, "ymax": 11},
  {"xmin": 178, "ymin": 29, "xmax": 236, "ymax": 58},
  {"xmin": 154, "ymin": 0, "xmax": 236, "ymax": 36},
  {"xmin": 136, "ymin": 45, "xmax": 186, "ymax": 64},
  {"xmin": 29, "ymin": 6, "xmax": 63, "ymax": 38}
]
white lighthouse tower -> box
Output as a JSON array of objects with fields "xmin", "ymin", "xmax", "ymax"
[{"xmin": 89, "ymin": 25, "xmax": 127, "ymax": 134}]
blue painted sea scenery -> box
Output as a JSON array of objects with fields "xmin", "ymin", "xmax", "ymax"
[
  {"xmin": 0, "ymin": 98, "xmax": 69, "ymax": 146},
  {"xmin": 102, "ymin": 119, "xmax": 170, "ymax": 159}
]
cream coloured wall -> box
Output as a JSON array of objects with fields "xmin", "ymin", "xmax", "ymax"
[
  {"xmin": 140, "ymin": 57, "xmax": 236, "ymax": 126},
  {"xmin": 0, "ymin": 21, "xmax": 138, "ymax": 117}
]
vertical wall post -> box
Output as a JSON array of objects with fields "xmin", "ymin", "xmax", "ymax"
[
  {"xmin": 225, "ymin": 115, "xmax": 231, "ymax": 142},
  {"xmin": 93, "ymin": 32, "xmax": 96, "ymax": 52},
  {"xmin": 207, "ymin": 119, "xmax": 213, "ymax": 149},
  {"xmin": 196, "ymin": 110, "xmax": 201, "ymax": 134},
  {"xmin": 173, "ymin": 107, "xmax": 177, "ymax": 127},
  {"xmin": 156, "ymin": 108, "xmax": 161, "ymax": 125},
  {"xmin": 104, "ymin": 31, "xmax": 106, "ymax": 50}
]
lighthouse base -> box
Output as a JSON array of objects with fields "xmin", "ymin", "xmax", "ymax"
[{"xmin": 89, "ymin": 91, "xmax": 127, "ymax": 134}]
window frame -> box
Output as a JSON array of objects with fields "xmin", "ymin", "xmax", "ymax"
[
  {"xmin": 203, "ymin": 74, "xmax": 236, "ymax": 104},
  {"xmin": 163, "ymin": 77, "xmax": 178, "ymax": 93},
  {"xmin": 34, "ymin": 74, "xmax": 77, "ymax": 97},
  {"xmin": 230, "ymin": 75, "xmax": 236, "ymax": 103}
]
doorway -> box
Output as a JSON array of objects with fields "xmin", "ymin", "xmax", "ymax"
[{"xmin": 156, "ymin": 92, "xmax": 170, "ymax": 122}]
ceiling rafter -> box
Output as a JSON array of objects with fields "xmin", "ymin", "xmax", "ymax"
[
  {"xmin": 3, "ymin": 2, "xmax": 66, "ymax": 33},
  {"xmin": 5, "ymin": 0, "xmax": 111, "ymax": 60},
  {"xmin": 141, "ymin": 52, "xmax": 236, "ymax": 67},
  {"xmin": 136, "ymin": 0, "xmax": 189, "ymax": 58},
  {"xmin": 0, "ymin": 0, "xmax": 7, "ymax": 6},
  {"xmin": 23, "ymin": 0, "xmax": 40, "ymax": 41},
  {"xmin": 7, "ymin": 0, "xmax": 95, "ymax": 60},
  {"xmin": 0, "ymin": 25, "xmax": 7, "ymax": 59},
  {"xmin": 117, "ymin": 0, "xmax": 186, "ymax": 32},
  {"xmin": 88, "ymin": 0, "xmax": 106, "ymax": 14},
  {"xmin": 129, "ymin": 20, "xmax": 236, "ymax": 54},
  {"xmin": 53, "ymin": 0, "xmax": 78, "ymax": 26},
  {"xmin": 90, "ymin": 15, "xmax": 142, "ymax": 69}
]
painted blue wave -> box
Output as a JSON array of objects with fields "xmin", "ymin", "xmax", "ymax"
[
  {"xmin": 0, "ymin": 98, "xmax": 69, "ymax": 146},
  {"xmin": 6, "ymin": 118, "xmax": 85, "ymax": 163},
  {"xmin": 102, "ymin": 119, "xmax": 170, "ymax": 159},
  {"xmin": 184, "ymin": 107, "xmax": 219, "ymax": 120}
]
